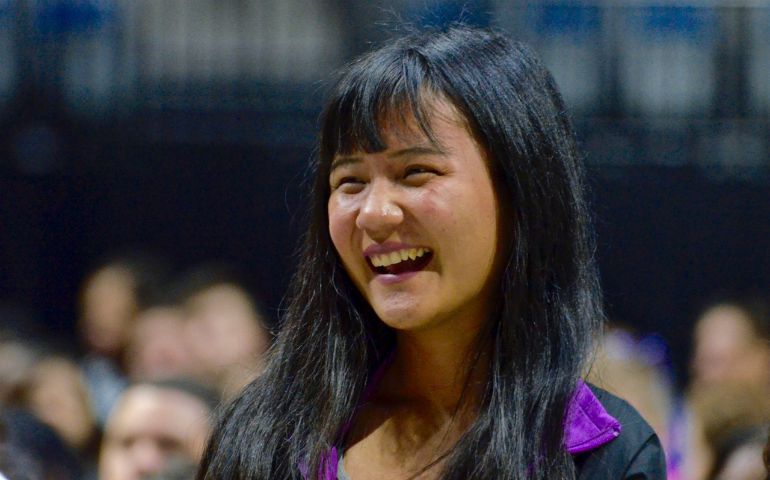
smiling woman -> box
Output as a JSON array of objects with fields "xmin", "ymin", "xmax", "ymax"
[
  {"xmin": 328, "ymin": 100, "xmax": 501, "ymax": 333},
  {"xmin": 198, "ymin": 26, "xmax": 666, "ymax": 479}
]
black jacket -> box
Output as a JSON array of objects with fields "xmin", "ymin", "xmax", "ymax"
[{"xmin": 575, "ymin": 387, "xmax": 667, "ymax": 479}]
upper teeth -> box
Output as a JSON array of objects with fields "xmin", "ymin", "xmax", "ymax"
[{"xmin": 370, "ymin": 248, "xmax": 429, "ymax": 268}]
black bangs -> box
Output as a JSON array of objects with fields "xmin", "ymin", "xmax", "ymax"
[{"xmin": 320, "ymin": 45, "xmax": 441, "ymax": 160}]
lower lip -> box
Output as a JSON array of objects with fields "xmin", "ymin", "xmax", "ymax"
[{"xmin": 374, "ymin": 271, "xmax": 420, "ymax": 285}]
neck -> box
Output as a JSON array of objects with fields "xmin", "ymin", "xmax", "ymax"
[{"xmin": 381, "ymin": 323, "xmax": 490, "ymax": 417}]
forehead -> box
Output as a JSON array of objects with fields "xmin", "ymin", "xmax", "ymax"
[
  {"xmin": 106, "ymin": 386, "xmax": 210, "ymax": 440},
  {"xmin": 697, "ymin": 306, "xmax": 753, "ymax": 336},
  {"xmin": 137, "ymin": 306, "xmax": 182, "ymax": 322},
  {"xmin": 186, "ymin": 284, "xmax": 254, "ymax": 316},
  {"xmin": 332, "ymin": 98, "xmax": 469, "ymax": 159},
  {"xmin": 85, "ymin": 266, "xmax": 133, "ymax": 295},
  {"xmin": 134, "ymin": 308, "xmax": 184, "ymax": 335},
  {"xmin": 31, "ymin": 358, "xmax": 83, "ymax": 384}
]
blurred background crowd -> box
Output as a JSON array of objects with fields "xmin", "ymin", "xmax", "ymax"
[
  {"xmin": 1, "ymin": 256, "xmax": 271, "ymax": 478},
  {"xmin": 0, "ymin": 0, "xmax": 768, "ymax": 479}
]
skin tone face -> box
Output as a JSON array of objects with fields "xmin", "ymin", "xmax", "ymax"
[
  {"xmin": 692, "ymin": 305, "xmax": 769, "ymax": 386},
  {"xmin": 715, "ymin": 443, "xmax": 766, "ymax": 480},
  {"xmin": 183, "ymin": 285, "xmax": 269, "ymax": 392},
  {"xmin": 328, "ymin": 99, "xmax": 503, "ymax": 479},
  {"xmin": 25, "ymin": 357, "xmax": 95, "ymax": 450},
  {"xmin": 126, "ymin": 306, "xmax": 193, "ymax": 381},
  {"xmin": 328, "ymin": 99, "xmax": 501, "ymax": 338},
  {"xmin": 98, "ymin": 385, "xmax": 211, "ymax": 480},
  {"xmin": 79, "ymin": 266, "xmax": 137, "ymax": 357}
]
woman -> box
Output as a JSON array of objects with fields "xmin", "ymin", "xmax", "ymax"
[{"xmin": 199, "ymin": 26, "xmax": 665, "ymax": 479}]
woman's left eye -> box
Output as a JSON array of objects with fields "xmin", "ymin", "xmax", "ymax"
[{"xmin": 404, "ymin": 165, "xmax": 439, "ymax": 181}]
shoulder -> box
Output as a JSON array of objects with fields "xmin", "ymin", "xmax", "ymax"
[{"xmin": 575, "ymin": 385, "xmax": 667, "ymax": 479}]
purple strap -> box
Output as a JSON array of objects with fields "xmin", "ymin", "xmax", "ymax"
[
  {"xmin": 302, "ymin": 354, "xmax": 394, "ymax": 480},
  {"xmin": 298, "ymin": 448, "xmax": 337, "ymax": 480}
]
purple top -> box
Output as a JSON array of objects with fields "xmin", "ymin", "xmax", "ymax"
[{"xmin": 302, "ymin": 375, "xmax": 621, "ymax": 479}]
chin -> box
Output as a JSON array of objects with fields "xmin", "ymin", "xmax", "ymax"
[
  {"xmin": 374, "ymin": 308, "xmax": 436, "ymax": 332},
  {"xmin": 374, "ymin": 308, "xmax": 422, "ymax": 329},
  {"xmin": 376, "ymin": 315, "xmax": 417, "ymax": 330}
]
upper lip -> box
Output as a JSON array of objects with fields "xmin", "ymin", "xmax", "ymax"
[{"xmin": 362, "ymin": 241, "xmax": 430, "ymax": 257}]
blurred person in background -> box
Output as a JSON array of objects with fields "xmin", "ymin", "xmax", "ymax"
[
  {"xmin": 0, "ymin": 408, "xmax": 82, "ymax": 480},
  {"xmin": 141, "ymin": 456, "xmax": 198, "ymax": 480},
  {"xmin": 687, "ymin": 383, "xmax": 770, "ymax": 480},
  {"xmin": 98, "ymin": 379, "xmax": 217, "ymax": 480},
  {"xmin": 0, "ymin": 304, "xmax": 95, "ymax": 477},
  {"xmin": 711, "ymin": 426, "xmax": 767, "ymax": 480},
  {"xmin": 13, "ymin": 354, "xmax": 99, "ymax": 475},
  {"xmin": 0, "ymin": 302, "xmax": 49, "ymax": 408},
  {"xmin": 124, "ymin": 297, "xmax": 193, "ymax": 383},
  {"xmin": 77, "ymin": 252, "xmax": 171, "ymax": 426},
  {"xmin": 764, "ymin": 428, "xmax": 770, "ymax": 480},
  {"xmin": 685, "ymin": 296, "xmax": 770, "ymax": 480},
  {"xmin": 587, "ymin": 325, "xmax": 681, "ymax": 478},
  {"xmin": 690, "ymin": 298, "xmax": 770, "ymax": 390},
  {"xmin": 0, "ymin": 411, "xmax": 43, "ymax": 480},
  {"xmin": 0, "ymin": 442, "xmax": 41, "ymax": 480},
  {"xmin": 0, "ymin": 339, "xmax": 39, "ymax": 408},
  {"xmin": 175, "ymin": 264, "xmax": 272, "ymax": 398}
]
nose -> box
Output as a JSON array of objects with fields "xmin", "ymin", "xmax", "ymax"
[
  {"xmin": 355, "ymin": 179, "xmax": 403, "ymax": 242},
  {"xmin": 132, "ymin": 439, "xmax": 165, "ymax": 477}
]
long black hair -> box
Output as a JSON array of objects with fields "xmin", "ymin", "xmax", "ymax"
[{"xmin": 198, "ymin": 26, "xmax": 603, "ymax": 479}]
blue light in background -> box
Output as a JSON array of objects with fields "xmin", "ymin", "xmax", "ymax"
[
  {"xmin": 534, "ymin": 4, "xmax": 601, "ymax": 37},
  {"xmin": 34, "ymin": 0, "xmax": 115, "ymax": 35},
  {"xmin": 644, "ymin": 6, "xmax": 703, "ymax": 35},
  {"xmin": 406, "ymin": 0, "xmax": 492, "ymax": 29},
  {"xmin": 0, "ymin": 0, "xmax": 12, "ymax": 21}
]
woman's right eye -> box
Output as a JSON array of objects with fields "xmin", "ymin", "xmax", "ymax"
[{"xmin": 332, "ymin": 177, "xmax": 365, "ymax": 193}]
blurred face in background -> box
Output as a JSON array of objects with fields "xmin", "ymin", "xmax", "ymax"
[
  {"xmin": 0, "ymin": 340, "xmax": 38, "ymax": 405},
  {"xmin": 79, "ymin": 266, "xmax": 137, "ymax": 357},
  {"xmin": 23, "ymin": 357, "xmax": 96, "ymax": 451},
  {"xmin": 125, "ymin": 306, "xmax": 193, "ymax": 382},
  {"xmin": 183, "ymin": 284, "xmax": 269, "ymax": 393},
  {"xmin": 98, "ymin": 384, "xmax": 211, "ymax": 480},
  {"xmin": 585, "ymin": 327, "xmax": 672, "ymax": 450},
  {"xmin": 691, "ymin": 304, "xmax": 770, "ymax": 387},
  {"xmin": 715, "ymin": 441, "xmax": 767, "ymax": 480}
]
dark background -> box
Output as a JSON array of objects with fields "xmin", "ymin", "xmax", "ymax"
[{"xmin": 1, "ymin": 0, "xmax": 768, "ymax": 387}]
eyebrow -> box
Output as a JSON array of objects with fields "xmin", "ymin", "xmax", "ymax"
[
  {"xmin": 388, "ymin": 145, "xmax": 445, "ymax": 159},
  {"xmin": 329, "ymin": 155, "xmax": 361, "ymax": 172},
  {"xmin": 330, "ymin": 145, "xmax": 446, "ymax": 172}
]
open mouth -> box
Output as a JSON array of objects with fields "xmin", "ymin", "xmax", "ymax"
[{"xmin": 366, "ymin": 248, "xmax": 433, "ymax": 275}]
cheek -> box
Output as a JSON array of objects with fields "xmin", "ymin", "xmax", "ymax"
[
  {"xmin": 327, "ymin": 197, "xmax": 357, "ymax": 255},
  {"xmin": 416, "ymin": 187, "xmax": 453, "ymax": 231},
  {"xmin": 455, "ymin": 184, "xmax": 500, "ymax": 267},
  {"xmin": 425, "ymin": 183, "xmax": 497, "ymax": 242}
]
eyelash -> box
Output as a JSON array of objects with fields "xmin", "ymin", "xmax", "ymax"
[
  {"xmin": 403, "ymin": 165, "xmax": 443, "ymax": 186},
  {"xmin": 331, "ymin": 165, "xmax": 440, "ymax": 191},
  {"xmin": 333, "ymin": 176, "xmax": 363, "ymax": 190},
  {"xmin": 404, "ymin": 165, "xmax": 437, "ymax": 177}
]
